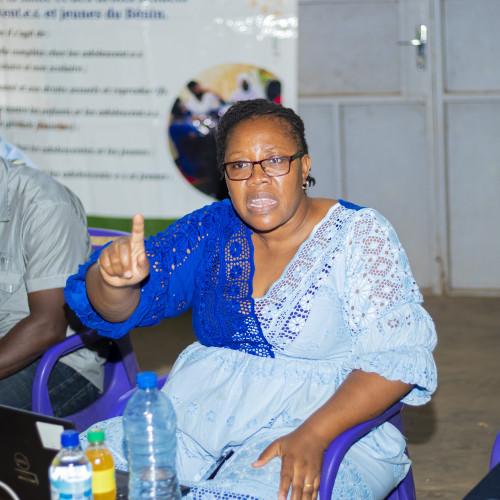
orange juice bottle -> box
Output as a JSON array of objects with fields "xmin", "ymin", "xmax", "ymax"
[{"xmin": 85, "ymin": 427, "xmax": 116, "ymax": 500}]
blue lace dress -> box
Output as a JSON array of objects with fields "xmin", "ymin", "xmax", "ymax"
[{"xmin": 65, "ymin": 199, "xmax": 437, "ymax": 500}]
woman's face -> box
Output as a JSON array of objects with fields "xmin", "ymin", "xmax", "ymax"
[{"xmin": 224, "ymin": 116, "xmax": 311, "ymax": 234}]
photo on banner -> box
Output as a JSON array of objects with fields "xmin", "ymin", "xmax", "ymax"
[
  {"xmin": 169, "ymin": 64, "xmax": 282, "ymax": 201},
  {"xmin": 0, "ymin": 0, "xmax": 297, "ymax": 233}
]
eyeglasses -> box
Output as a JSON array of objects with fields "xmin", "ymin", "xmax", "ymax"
[{"xmin": 223, "ymin": 151, "xmax": 304, "ymax": 181}]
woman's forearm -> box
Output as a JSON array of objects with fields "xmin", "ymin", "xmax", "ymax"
[
  {"xmin": 85, "ymin": 262, "xmax": 142, "ymax": 323},
  {"xmin": 252, "ymin": 369, "xmax": 413, "ymax": 500},
  {"xmin": 299, "ymin": 370, "xmax": 413, "ymax": 450}
]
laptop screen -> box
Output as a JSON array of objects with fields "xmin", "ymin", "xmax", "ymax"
[{"xmin": 0, "ymin": 404, "xmax": 76, "ymax": 500}]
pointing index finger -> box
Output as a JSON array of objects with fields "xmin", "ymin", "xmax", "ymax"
[{"xmin": 131, "ymin": 214, "xmax": 145, "ymax": 245}]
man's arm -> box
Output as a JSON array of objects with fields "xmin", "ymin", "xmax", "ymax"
[{"xmin": 0, "ymin": 288, "xmax": 67, "ymax": 379}]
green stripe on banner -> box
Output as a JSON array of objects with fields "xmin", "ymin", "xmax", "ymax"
[{"xmin": 87, "ymin": 216, "xmax": 177, "ymax": 238}]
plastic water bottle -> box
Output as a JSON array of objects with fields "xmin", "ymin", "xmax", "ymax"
[
  {"xmin": 49, "ymin": 429, "xmax": 93, "ymax": 500},
  {"xmin": 85, "ymin": 427, "xmax": 116, "ymax": 500},
  {"xmin": 123, "ymin": 371, "xmax": 181, "ymax": 500}
]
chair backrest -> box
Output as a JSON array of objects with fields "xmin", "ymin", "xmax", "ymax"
[
  {"xmin": 88, "ymin": 227, "xmax": 130, "ymax": 251},
  {"xmin": 31, "ymin": 227, "xmax": 140, "ymax": 432}
]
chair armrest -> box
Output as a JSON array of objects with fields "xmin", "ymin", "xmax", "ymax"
[
  {"xmin": 32, "ymin": 329, "xmax": 101, "ymax": 415},
  {"xmin": 319, "ymin": 401, "xmax": 405, "ymax": 498},
  {"xmin": 490, "ymin": 430, "xmax": 500, "ymax": 470},
  {"xmin": 107, "ymin": 373, "xmax": 169, "ymax": 419}
]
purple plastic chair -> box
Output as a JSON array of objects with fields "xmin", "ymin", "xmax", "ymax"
[
  {"xmin": 86, "ymin": 226, "xmax": 131, "ymax": 252},
  {"xmin": 107, "ymin": 373, "xmax": 169, "ymax": 419},
  {"xmin": 108, "ymin": 380, "xmax": 414, "ymax": 499},
  {"xmin": 320, "ymin": 401, "xmax": 416, "ymax": 499},
  {"xmin": 31, "ymin": 227, "xmax": 140, "ymax": 433},
  {"xmin": 490, "ymin": 431, "xmax": 500, "ymax": 470},
  {"xmin": 44, "ymin": 228, "xmax": 415, "ymax": 496}
]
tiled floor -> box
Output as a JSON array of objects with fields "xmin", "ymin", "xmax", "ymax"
[{"xmin": 131, "ymin": 296, "xmax": 500, "ymax": 499}]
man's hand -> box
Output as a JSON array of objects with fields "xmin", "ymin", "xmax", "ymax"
[
  {"xmin": 97, "ymin": 214, "xmax": 150, "ymax": 288},
  {"xmin": 252, "ymin": 426, "xmax": 327, "ymax": 500}
]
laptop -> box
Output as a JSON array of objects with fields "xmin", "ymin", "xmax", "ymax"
[{"xmin": 0, "ymin": 404, "xmax": 76, "ymax": 500}]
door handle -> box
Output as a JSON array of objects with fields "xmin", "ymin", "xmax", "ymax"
[{"xmin": 398, "ymin": 24, "xmax": 427, "ymax": 70}]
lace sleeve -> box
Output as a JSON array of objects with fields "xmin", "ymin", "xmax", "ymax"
[
  {"xmin": 64, "ymin": 202, "xmax": 221, "ymax": 339},
  {"xmin": 342, "ymin": 209, "xmax": 437, "ymax": 405}
]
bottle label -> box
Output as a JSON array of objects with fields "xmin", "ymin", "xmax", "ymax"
[
  {"xmin": 50, "ymin": 484, "xmax": 92, "ymax": 500},
  {"xmin": 92, "ymin": 468, "xmax": 116, "ymax": 494},
  {"xmin": 50, "ymin": 464, "xmax": 92, "ymax": 500}
]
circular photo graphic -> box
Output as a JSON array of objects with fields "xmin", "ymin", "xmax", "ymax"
[{"xmin": 168, "ymin": 63, "xmax": 282, "ymax": 200}]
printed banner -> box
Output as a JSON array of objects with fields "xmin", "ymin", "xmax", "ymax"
[{"xmin": 0, "ymin": 0, "xmax": 297, "ymax": 222}]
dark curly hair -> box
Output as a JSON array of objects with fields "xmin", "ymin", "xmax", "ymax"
[{"xmin": 215, "ymin": 99, "xmax": 315, "ymax": 187}]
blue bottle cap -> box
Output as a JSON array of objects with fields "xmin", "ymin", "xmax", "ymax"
[
  {"xmin": 136, "ymin": 371, "xmax": 157, "ymax": 389},
  {"xmin": 61, "ymin": 429, "xmax": 79, "ymax": 448}
]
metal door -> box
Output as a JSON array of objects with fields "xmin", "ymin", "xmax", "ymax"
[{"xmin": 298, "ymin": 0, "xmax": 500, "ymax": 295}]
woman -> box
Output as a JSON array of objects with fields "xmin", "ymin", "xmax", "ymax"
[{"xmin": 66, "ymin": 99, "xmax": 437, "ymax": 500}]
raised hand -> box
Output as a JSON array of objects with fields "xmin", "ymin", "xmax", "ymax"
[
  {"xmin": 252, "ymin": 426, "xmax": 326, "ymax": 500},
  {"xmin": 97, "ymin": 214, "xmax": 150, "ymax": 288}
]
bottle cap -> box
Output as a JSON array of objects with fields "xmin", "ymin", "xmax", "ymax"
[
  {"xmin": 61, "ymin": 429, "xmax": 79, "ymax": 448},
  {"xmin": 136, "ymin": 371, "xmax": 157, "ymax": 389},
  {"xmin": 87, "ymin": 427, "xmax": 105, "ymax": 443}
]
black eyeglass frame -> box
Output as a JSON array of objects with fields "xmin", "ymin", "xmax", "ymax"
[{"xmin": 223, "ymin": 151, "xmax": 305, "ymax": 181}]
